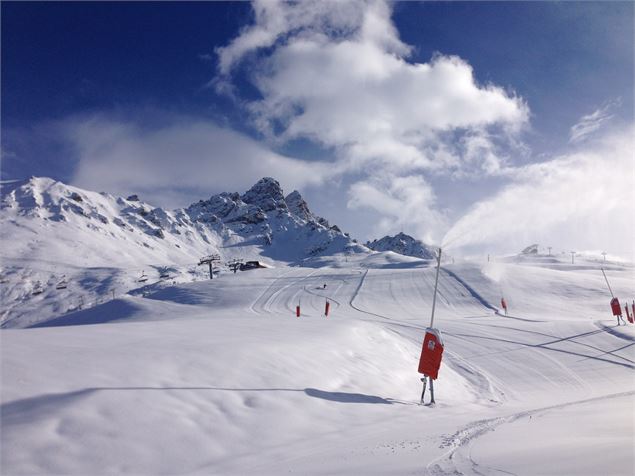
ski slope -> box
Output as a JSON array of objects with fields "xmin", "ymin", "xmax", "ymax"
[{"xmin": 1, "ymin": 255, "xmax": 634, "ymax": 475}]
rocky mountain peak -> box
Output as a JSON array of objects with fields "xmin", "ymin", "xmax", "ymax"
[
  {"xmin": 241, "ymin": 177, "xmax": 287, "ymax": 212},
  {"xmin": 285, "ymin": 190, "xmax": 311, "ymax": 220},
  {"xmin": 366, "ymin": 232, "xmax": 435, "ymax": 260}
]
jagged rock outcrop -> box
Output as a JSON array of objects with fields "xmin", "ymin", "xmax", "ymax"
[
  {"xmin": 241, "ymin": 177, "xmax": 287, "ymax": 212},
  {"xmin": 285, "ymin": 190, "xmax": 330, "ymax": 228},
  {"xmin": 366, "ymin": 232, "xmax": 435, "ymax": 259},
  {"xmin": 285, "ymin": 190, "xmax": 312, "ymax": 221}
]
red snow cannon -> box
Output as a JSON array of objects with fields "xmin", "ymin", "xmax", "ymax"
[
  {"xmin": 610, "ymin": 297, "xmax": 622, "ymax": 316},
  {"xmin": 417, "ymin": 328, "xmax": 444, "ymax": 380}
]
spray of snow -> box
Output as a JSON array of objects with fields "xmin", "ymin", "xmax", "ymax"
[
  {"xmin": 442, "ymin": 126, "xmax": 634, "ymax": 260},
  {"xmin": 481, "ymin": 262, "xmax": 507, "ymax": 284}
]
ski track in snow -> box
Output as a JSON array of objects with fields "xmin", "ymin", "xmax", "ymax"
[
  {"xmin": 343, "ymin": 264, "xmax": 634, "ymax": 475},
  {"xmin": 1, "ymin": 256, "xmax": 634, "ymax": 475},
  {"xmin": 248, "ymin": 268, "xmax": 296, "ymax": 315},
  {"xmin": 425, "ymin": 390, "xmax": 635, "ymax": 476}
]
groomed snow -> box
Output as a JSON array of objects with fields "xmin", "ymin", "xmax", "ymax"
[{"xmin": 1, "ymin": 255, "xmax": 634, "ymax": 475}]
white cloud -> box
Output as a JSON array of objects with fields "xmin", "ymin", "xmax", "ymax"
[
  {"xmin": 216, "ymin": 0, "xmax": 381, "ymax": 76},
  {"xmin": 64, "ymin": 115, "xmax": 330, "ymax": 207},
  {"xmin": 569, "ymin": 99, "xmax": 621, "ymax": 144},
  {"xmin": 216, "ymin": 0, "xmax": 529, "ymax": 242},
  {"xmin": 347, "ymin": 174, "xmax": 447, "ymax": 244},
  {"xmin": 443, "ymin": 125, "xmax": 635, "ymax": 260}
]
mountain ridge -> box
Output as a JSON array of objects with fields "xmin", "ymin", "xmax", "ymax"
[
  {"xmin": 366, "ymin": 232, "xmax": 436, "ymax": 260},
  {"xmin": 0, "ymin": 176, "xmax": 364, "ymax": 327}
]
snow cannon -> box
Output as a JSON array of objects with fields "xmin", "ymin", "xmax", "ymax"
[
  {"xmin": 610, "ymin": 297, "xmax": 622, "ymax": 317},
  {"xmin": 417, "ymin": 328, "xmax": 444, "ymax": 380},
  {"xmin": 296, "ymin": 305, "xmax": 301, "ymax": 318},
  {"xmin": 325, "ymin": 300, "xmax": 330, "ymax": 317}
]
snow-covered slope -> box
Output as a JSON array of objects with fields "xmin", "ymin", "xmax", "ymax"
[
  {"xmin": 2, "ymin": 253, "xmax": 633, "ymax": 475},
  {"xmin": 0, "ymin": 177, "xmax": 364, "ymax": 327},
  {"xmin": 366, "ymin": 232, "xmax": 436, "ymax": 260}
]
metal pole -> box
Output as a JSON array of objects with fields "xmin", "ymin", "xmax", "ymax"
[
  {"xmin": 429, "ymin": 378, "xmax": 435, "ymax": 404},
  {"xmin": 601, "ymin": 268, "xmax": 614, "ymax": 298},
  {"xmin": 420, "ymin": 247, "xmax": 442, "ymax": 406},
  {"xmin": 429, "ymin": 247, "xmax": 442, "ymax": 328},
  {"xmin": 419, "ymin": 377, "xmax": 427, "ymax": 404},
  {"xmin": 209, "ymin": 262, "xmax": 213, "ymax": 279}
]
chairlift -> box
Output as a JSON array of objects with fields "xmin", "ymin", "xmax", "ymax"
[
  {"xmin": 138, "ymin": 271, "xmax": 148, "ymax": 283},
  {"xmin": 56, "ymin": 277, "xmax": 68, "ymax": 290}
]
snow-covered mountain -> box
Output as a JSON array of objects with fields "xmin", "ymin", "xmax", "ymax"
[
  {"xmin": 366, "ymin": 232, "xmax": 436, "ymax": 260},
  {"xmin": 2, "ymin": 182, "xmax": 634, "ymax": 475},
  {"xmin": 185, "ymin": 177, "xmax": 358, "ymax": 260},
  {"xmin": 0, "ymin": 176, "xmax": 363, "ymax": 326}
]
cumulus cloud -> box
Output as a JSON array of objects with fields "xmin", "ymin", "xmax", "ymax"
[
  {"xmin": 569, "ymin": 98, "xmax": 621, "ymax": 144},
  {"xmin": 216, "ymin": 0, "xmax": 376, "ymax": 76},
  {"xmin": 443, "ymin": 125, "xmax": 635, "ymax": 260},
  {"xmin": 64, "ymin": 115, "xmax": 330, "ymax": 207},
  {"xmin": 216, "ymin": 0, "xmax": 528, "ymax": 241}
]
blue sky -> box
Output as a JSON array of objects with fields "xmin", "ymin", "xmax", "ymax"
[{"xmin": 2, "ymin": 1, "xmax": 633, "ymax": 257}]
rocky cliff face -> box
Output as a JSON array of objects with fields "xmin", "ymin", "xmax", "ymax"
[
  {"xmin": 186, "ymin": 177, "xmax": 357, "ymax": 259},
  {"xmin": 285, "ymin": 190, "xmax": 329, "ymax": 228}
]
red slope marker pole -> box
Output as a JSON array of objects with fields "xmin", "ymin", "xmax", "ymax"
[{"xmin": 325, "ymin": 299, "xmax": 330, "ymax": 317}]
